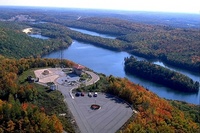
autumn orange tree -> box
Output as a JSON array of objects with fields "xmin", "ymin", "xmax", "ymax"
[
  {"xmin": 0, "ymin": 56, "xmax": 75, "ymax": 132},
  {"xmin": 0, "ymin": 100, "xmax": 63, "ymax": 132},
  {"xmin": 106, "ymin": 76, "xmax": 199, "ymax": 132}
]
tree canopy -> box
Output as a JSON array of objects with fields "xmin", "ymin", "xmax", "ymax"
[
  {"xmin": 124, "ymin": 56, "xmax": 199, "ymax": 93},
  {"xmin": 0, "ymin": 56, "xmax": 75, "ymax": 132}
]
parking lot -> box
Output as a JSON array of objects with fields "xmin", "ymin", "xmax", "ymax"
[{"xmin": 67, "ymin": 92, "xmax": 133, "ymax": 133}]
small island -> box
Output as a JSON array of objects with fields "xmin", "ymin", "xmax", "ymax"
[{"xmin": 124, "ymin": 56, "xmax": 199, "ymax": 93}]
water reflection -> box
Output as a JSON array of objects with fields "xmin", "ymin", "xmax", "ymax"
[
  {"xmin": 29, "ymin": 34, "xmax": 49, "ymax": 39},
  {"xmin": 69, "ymin": 27, "xmax": 116, "ymax": 39}
]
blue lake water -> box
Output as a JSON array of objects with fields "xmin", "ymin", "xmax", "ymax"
[
  {"xmin": 29, "ymin": 34, "xmax": 49, "ymax": 39},
  {"xmin": 69, "ymin": 27, "xmax": 116, "ymax": 39},
  {"xmin": 43, "ymin": 40, "xmax": 200, "ymax": 105},
  {"xmin": 153, "ymin": 61, "xmax": 199, "ymax": 82}
]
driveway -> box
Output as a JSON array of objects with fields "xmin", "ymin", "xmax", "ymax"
[{"xmin": 84, "ymin": 71, "xmax": 100, "ymax": 86}]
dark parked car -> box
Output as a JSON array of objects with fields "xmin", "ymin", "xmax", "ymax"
[
  {"xmin": 75, "ymin": 92, "xmax": 80, "ymax": 97},
  {"xmin": 81, "ymin": 92, "xmax": 85, "ymax": 96}
]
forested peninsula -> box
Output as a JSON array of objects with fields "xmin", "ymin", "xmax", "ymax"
[{"xmin": 124, "ymin": 56, "xmax": 199, "ymax": 93}]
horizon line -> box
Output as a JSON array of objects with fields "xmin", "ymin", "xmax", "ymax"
[{"xmin": 0, "ymin": 5, "xmax": 199, "ymax": 15}]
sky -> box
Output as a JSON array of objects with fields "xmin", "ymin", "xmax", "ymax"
[{"xmin": 0, "ymin": 0, "xmax": 199, "ymax": 14}]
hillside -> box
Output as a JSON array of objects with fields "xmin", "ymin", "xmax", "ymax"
[
  {"xmin": 0, "ymin": 56, "xmax": 76, "ymax": 132},
  {"xmin": 0, "ymin": 56, "xmax": 199, "ymax": 132},
  {"xmin": 106, "ymin": 77, "xmax": 200, "ymax": 132},
  {"xmin": 0, "ymin": 21, "xmax": 71, "ymax": 59}
]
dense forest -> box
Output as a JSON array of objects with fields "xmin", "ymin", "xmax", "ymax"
[
  {"xmin": 0, "ymin": 56, "xmax": 76, "ymax": 132},
  {"xmin": 168, "ymin": 100, "xmax": 200, "ymax": 125},
  {"xmin": 0, "ymin": 21, "xmax": 72, "ymax": 59},
  {"xmin": 124, "ymin": 56, "xmax": 199, "ymax": 93}
]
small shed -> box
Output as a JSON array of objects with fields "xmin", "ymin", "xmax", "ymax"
[
  {"xmin": 73, "ymin": 64, "xmax": 85, "ymax": 75},
  {"xmin": 27, "ymin": 76, "xmax": 35, "ymax": 83}
]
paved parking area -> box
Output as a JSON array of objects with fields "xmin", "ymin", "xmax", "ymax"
[
  {"xmin": 68, "ymin": 93, "xmax": 133, "ymax": 133},
  {"xmin": 56, "ymin": 74, "xmax": 80, "ymax": 87}
]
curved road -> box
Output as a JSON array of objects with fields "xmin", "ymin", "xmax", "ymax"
[
  {"xmin": 84, "ymin": 71, "xmax": 100, "ymax": 86},
  {"xmin": 69, "ymin": 71, "xmax": 99, "ymax": 99}
]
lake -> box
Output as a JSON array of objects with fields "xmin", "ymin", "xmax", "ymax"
[
  {"xmin": 43, "ymin": 40, "xmax": 200, "ymax": 105},
  {"xmin": 29, "ymin": 34, "xmax": 49, "ymax": 39},
  {"xmin": 69, "ymin": 27, "xmax": 116, "ymax": 39}
]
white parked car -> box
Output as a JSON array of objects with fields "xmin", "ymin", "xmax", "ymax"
[
  {"xmin": 93, "ymin": 92, "xmax": 98, "ymax": 97},
  {"xmin": 88, "ymin": 92, "xmax": 92, "ymax": 97}
]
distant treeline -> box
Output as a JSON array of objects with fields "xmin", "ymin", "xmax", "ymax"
[{"xmin": 124, "ymin": 56, "xmax": 199, "ymax": 93}]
